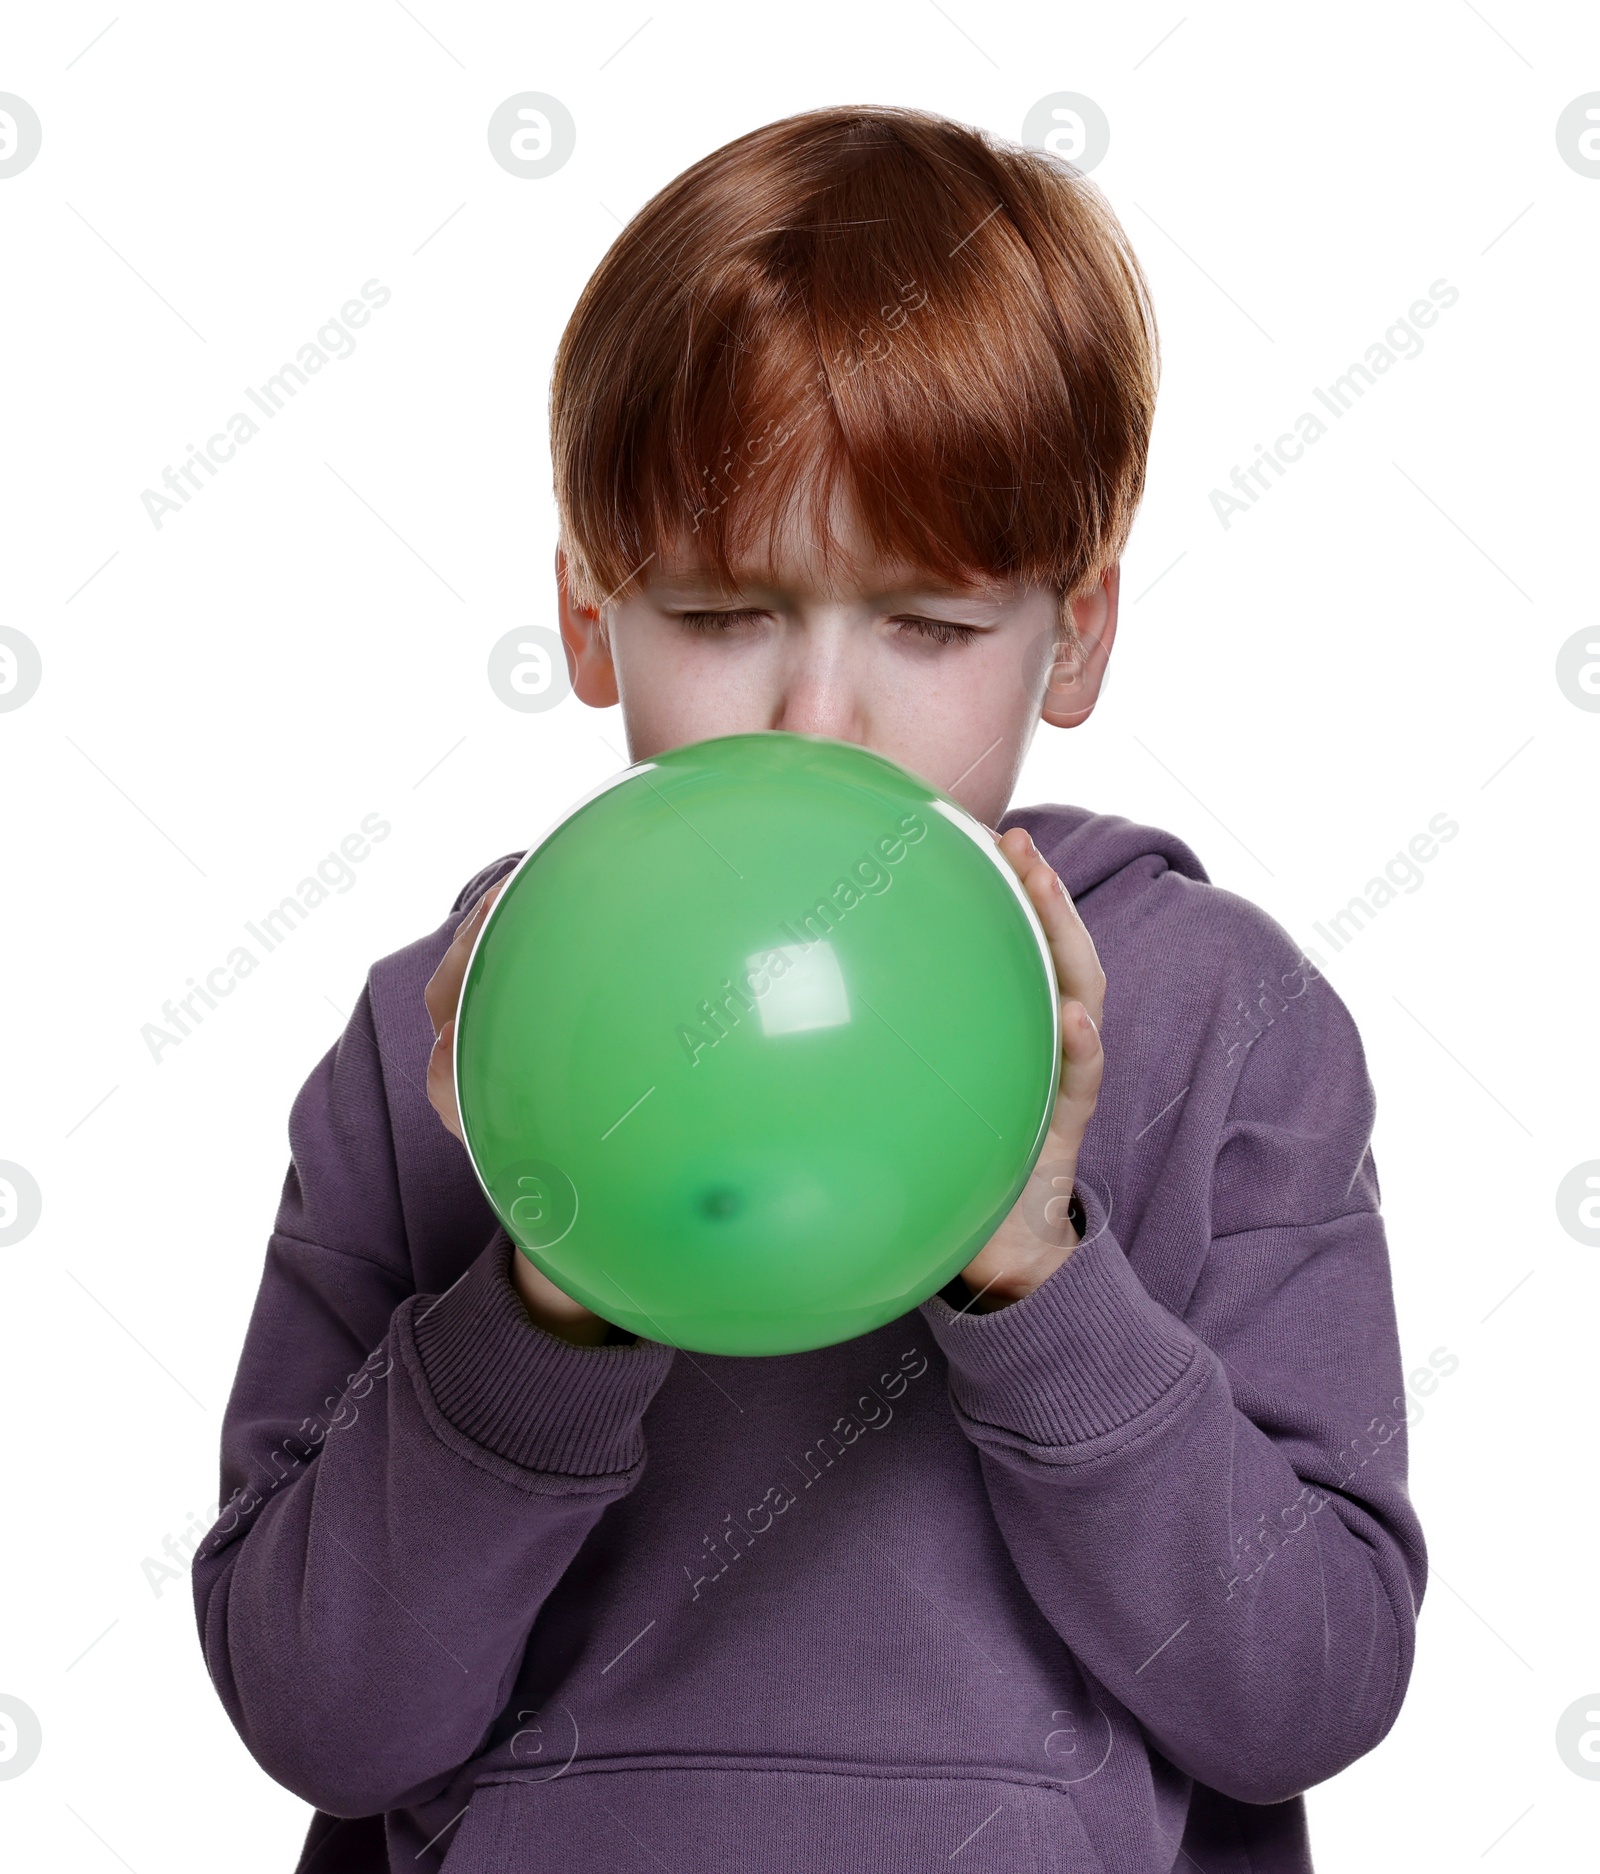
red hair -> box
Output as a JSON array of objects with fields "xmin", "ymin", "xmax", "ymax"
[{"xmin": 550, "ymin": 104, "xmax": 1158, "ymax": 634}]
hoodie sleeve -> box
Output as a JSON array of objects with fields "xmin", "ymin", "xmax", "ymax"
[
  {"xmin": 191, "ymin": 968, "xmax": 676, "ymax": 1819},
  {"xmin": 916, "ymin": 959, "xmax": 1427, "ymax": 1808}
]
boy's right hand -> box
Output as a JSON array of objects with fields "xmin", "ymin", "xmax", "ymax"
[{"xmin": 424, "ymin": 881, "xmax": 617, "ymax": 1349}]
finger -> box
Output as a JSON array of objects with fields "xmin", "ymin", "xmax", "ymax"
[
  {"xmin": 1050, "ymin": 997, "xmax": 1105, "ymax": 1141},
  {"xmin": 993, "ymin": 830, "xmax": 1106, "ymax": 1031},
  {"xmin": 423, "ymin": 880, "xmax": 505, "ymax": 1036},
  {"xmin": 426, "ymin": 1016, "xmax": 463, "ymax": 1141}
]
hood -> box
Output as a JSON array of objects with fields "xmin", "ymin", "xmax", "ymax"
[{"xmin": 997, "ymin": 799, "xmax": 1211, "ymax": 903}]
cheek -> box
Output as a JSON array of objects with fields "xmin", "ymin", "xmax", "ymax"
[
  {"xmin": 614, "ymin": 625, "xmax": 769, "ymax": 747},
  {"xmin": 876, "ymin": 668, "xmax": 1028, "ymax": 808},
  {"xmin": 917, "ymin": 642, "xmax": 1033, "ymax": 738}
]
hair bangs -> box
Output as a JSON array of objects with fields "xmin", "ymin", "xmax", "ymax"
[{"xmin": 551, "ymin": 106, "xmax": 1158, "ymax": 628}]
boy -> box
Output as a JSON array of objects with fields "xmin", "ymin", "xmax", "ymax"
[{"xmin": 193, "ymin": 105, "xmax": 1426, "ymax": 1872}]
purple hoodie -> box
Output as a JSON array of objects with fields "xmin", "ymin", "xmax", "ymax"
[{"xmin": 192, "ymin": 800, "xmax": 1426, "ymax": 1873}]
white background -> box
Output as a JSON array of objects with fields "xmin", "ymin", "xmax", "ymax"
[{"xmin": 0, "ymin": 2, "xmax": 1594, "ymax": 1867}]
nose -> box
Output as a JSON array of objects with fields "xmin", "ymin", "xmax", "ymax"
[{"xmin": 767, "ymin": 620, "xmax": 868, "ymax": 746}]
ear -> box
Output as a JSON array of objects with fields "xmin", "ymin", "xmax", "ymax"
[
  {"xmin": 556, "ymin": 544, "xmax": 620, "ymax": 709},
  {"xmin": 1040, "ymin": 564, "xmax": 1120, "ymax": 730}
]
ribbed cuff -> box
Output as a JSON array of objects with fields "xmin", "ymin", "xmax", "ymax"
[
  {"xmin": 918, "ymin": 1181, "xmax": 1198, "ymax": 1447},
  {"xmin": 407, "ymin": 1229, "xmax": 676, "ymax": 1476}
]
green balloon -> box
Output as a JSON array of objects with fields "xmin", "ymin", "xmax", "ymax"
[{"xmin": 455, "ymin": 732, "xmax": 1059, "ymax": 1355}]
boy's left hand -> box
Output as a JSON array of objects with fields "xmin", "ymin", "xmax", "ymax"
[{"xmin": 949, "ymin": 827, "xmax": 1107, "ymax": 1312}]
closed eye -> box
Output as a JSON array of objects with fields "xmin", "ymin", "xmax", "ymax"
[
  {"xmin": 896, "ymin": 616, "xmax": 983, "ymax": 646},
  {"xmin": 675, "ymin": 610, "xmax": 984, "ymax": 646},
  {"xmin": 676, "ymin": 609, "xmax": 766, "ymax": 634}
]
